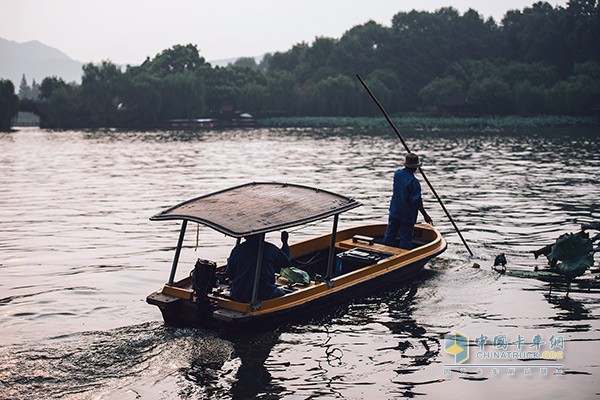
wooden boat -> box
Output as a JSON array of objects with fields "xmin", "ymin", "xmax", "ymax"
[
  {"xmin": 165, "ymin": 111, "xmax": 257, "ymax": 130},
  {"xmin": 147, "ymin": 182, "xmax": 447, "ymax": 328}
]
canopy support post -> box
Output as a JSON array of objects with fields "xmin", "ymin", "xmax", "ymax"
[
  {"xmin": 325, "ymin": 214, "xmax": 339, "ymax": 287},
  {"xmin": 168, "ymin": 220, "xmax": 188, "ymax": 285},
  {"xmin": 251, "ymin": 233, "xmax": 266, "ymax": 310}
]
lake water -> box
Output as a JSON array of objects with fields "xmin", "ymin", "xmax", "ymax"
[{"xmin": 0, "ymin": 126, "xmax": 598, "ymax": 399}]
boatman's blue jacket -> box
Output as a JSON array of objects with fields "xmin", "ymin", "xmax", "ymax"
[
  {"xmin": 389, "ymin": 168, "xmax": 422, "ymax": 223},
  {"xmin": 226, "ymin": 236, "xmax": 290, "ymax": 302}
]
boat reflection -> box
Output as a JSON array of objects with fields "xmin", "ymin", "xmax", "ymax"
[
  {"xmin": 225, "ymin": 329, "xmax": 285, "ymax": 399},
  {"xmin": 184, "ymin": 328, "xmax": 284, "ymax": 399},
  {"xmin": 181, "ymin": 273, "xmax": 440, "ymax": 399}
]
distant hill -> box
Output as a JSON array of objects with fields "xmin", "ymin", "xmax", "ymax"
[
  {"xmin": 0, "ymin": 37, "xmax": 265, "ymax": 91},
  {"xmin": 0, "ymin": 37, "xmax": 83, "ymax": 91}
]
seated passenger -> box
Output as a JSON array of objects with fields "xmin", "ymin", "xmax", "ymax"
[{"xmin": 226, "ymin": 231, "xmax": 290, "ymax": 302}]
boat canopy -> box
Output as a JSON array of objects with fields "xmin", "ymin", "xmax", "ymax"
[{"xmin": 150, "ymin": 182, "xmax": 361, "ymax": 238}]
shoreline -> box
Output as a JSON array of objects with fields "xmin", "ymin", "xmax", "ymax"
[
  {"xmin": 8, "ymin": 115, "xmax": 600, "ymax": 132},
  {"xmin": 258, "ymin": 115, "xmax": 600, "ymax": 129}
]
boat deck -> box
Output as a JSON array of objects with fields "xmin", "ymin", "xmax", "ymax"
[
  {"xmin": 336, "ymin": 237, "xmax": 407, "ymax": 254},
  {"xmin": 160, "ymin": 225, "xmax": 431, "ymax": 304}
]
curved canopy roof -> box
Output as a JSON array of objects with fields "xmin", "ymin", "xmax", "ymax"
[{"xmin": 150, "ymin": 182, "xmax": 361, "ymax": 238}]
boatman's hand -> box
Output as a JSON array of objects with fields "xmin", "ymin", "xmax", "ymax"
[
  {"xmin": 423, "ymin": 212, "xmax": 433, "ymax": 225},
  {"xmin": 281, "ymin": 231, "xmax": 289, "ymax": 244}
]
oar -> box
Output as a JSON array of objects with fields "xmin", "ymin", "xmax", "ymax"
[{"xmin": 356, "ymin": 74, "xmax": 474, "ymax": 256}]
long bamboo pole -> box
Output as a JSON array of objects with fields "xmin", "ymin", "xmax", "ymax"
[{"xmin": 356, "ymin": 74, "xmax": 474, "ymax": 256}]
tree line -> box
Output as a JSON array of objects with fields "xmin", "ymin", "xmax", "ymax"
[{"xmin": 2, "ymin": 0, "xmax": 599, "ymax": 129}]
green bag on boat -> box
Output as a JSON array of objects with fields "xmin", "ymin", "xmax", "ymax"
[{"xmin": 280, "ymin": 267, "xmax": 310, "ymax": 286}]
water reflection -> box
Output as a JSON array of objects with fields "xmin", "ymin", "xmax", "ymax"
[
  {"xmin": 221, "ymin": 329, "xmax": 284, "ymax": 399},
  {"xmin": 545, "ymin": 293, "xmax": 595, "ymax": 323},
  {"xmin": 0, "ymin": 126, "xmax": 598, "ymax": 399}
]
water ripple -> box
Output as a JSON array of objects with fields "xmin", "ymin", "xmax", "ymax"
[{"xmin": 0, "ymin": 126, "xmax": 598, "ymax": 399}]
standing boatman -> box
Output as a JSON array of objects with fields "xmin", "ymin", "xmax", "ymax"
[{"xmin": 383, "ymin": 153, "xmax": 433, "ymax": 249}]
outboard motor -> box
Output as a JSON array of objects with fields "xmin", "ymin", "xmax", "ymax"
[{"xmin": 191, "ymin": 258, "xmax": 216, "ymax": 302}]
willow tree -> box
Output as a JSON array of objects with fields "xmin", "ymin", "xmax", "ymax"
[{"xmin": 81, "ymin": 61, "xmax": 123, "ymax": 126}]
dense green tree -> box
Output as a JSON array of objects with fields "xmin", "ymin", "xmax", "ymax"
[
  {"xmin": 498, "ymin": 61, "xmax": 560, "ymax": 88},
  {"xmin": 204, "ymin": 64, "xmax": 266, "ymax": 112},
  {"xmin": 17, "ymin": 75, "xmax": 40, "ymax": 100},
  {"xmin": 81, "ymin": 60, "xmax": 123, "ymax": 126},
  {"xmin": 514, "ymin": 81, "xmax": 548, "ymax": 114},
  {"xmin": 40, "ymin": 76, "xmax": 68, "ymax": 100},
  {"xmin": 549, "ymin": 61, "xmax": 600, "ymax": 114},
  {"xmin": 502, "ymin": 2, "xmax": 571, "ymax": 73},
  {"xmin": 27, "ymin": 3, "xmax": 600, "ymax": 126},
  {"xmin": 19, "ymin": 74, "xmax": 31, "ymax": 99},
  {"xmin": 143, "ymin": 44, "xmax": 208, "ymax": 76},
  {"xmin": 329, "ymin": 22, "xmax": 388, "ymax": 77},
  {"xmin": 238, "ymin": 82, "xmax": 269, "ymax": 114},
  {"xmin": 117, "ymin": 72, "xmax": 163, "ymax": 126},
  {"xmin": 311, "ymin": 74, "xmax": 356, "ymax": 115},
  {"xmin": 45, "ymin": 83, "xmax": 88, "ymax": 129},
  {"xmin": 268, "ymin": 43, "xmax": 310, "ymax": 78},
  {"xmin": 564, "ymin": 0, "xmax": 600, "ymax": 64},
  {"xmin": 112, "ymin": 45, "xmax": 210, "ymax": 125},
  {"xmin": 358, "ymin": 69, "xmax": 403, "ymax": 115},
  {"xmin": 443, "ymin": 59, "xmax": 499, "ymax": 85},
  {"xmin": 419, "ymin": 77, "xmax": 465, "ymax": 108},
  {"xmin": 389, "ymin": 7, "xmax": 499, "ymax": 101},
  {"xmin": 265, "ymin": 71, "xmax": 299, "ymax": 114},
  {"xmin": 258, "ymin": 53, "xmax": 272, "ymax": 74},
  {"xmin": 573, "ymin": 60, "xmax": 600, "ymax": 79},
  {"xmin": 30, "ymin": 79, "xmax": 41, "ymax": 100},
  {"xmin": 233, "ymin": 57, "xmax": 259, "ymax": 70},
  {"xmin": 159, "ymin": 72, "xmax": 205, "ymax": 119},
  {"xmin": 468, "ymin": 77, "xmax": 513, "ymax": 114},
  {"xmin": 305, "ymin": 37, "xmax": 337, "ymax": 71},
  {"xmin": 0, "ymin": 79, "xmax": 19, "ymax": 131}
]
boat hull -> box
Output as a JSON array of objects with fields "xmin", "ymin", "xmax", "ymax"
[{"xmin": 147, "ymin": 223, "xmax": 447, "ymax": 328}]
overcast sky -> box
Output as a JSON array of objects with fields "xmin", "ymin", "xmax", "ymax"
[{"xmin": 1, "ymin": 0, "xmax": 568, "ymax": 65}]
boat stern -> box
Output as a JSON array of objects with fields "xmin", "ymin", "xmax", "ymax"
[{"xmin": 146, "ymin": 290, "xmax": 223, "ymax": 328}]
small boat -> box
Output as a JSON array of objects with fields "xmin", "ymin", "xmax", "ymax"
[
  {"xmin": 165, "ymin": 110, "xmax": 257, "ymax": 130},
  {"xmin": 147, "ymin": 182, "xmax": 447, "ymax": 328},
  {"xmin": 165, "ymin": 118, "xmax": 218, "ymax": 129}
]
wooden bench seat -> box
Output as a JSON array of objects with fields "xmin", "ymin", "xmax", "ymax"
[{"xmin": 336, "ymin": 238, "xmax": 407, "ymax": 255}]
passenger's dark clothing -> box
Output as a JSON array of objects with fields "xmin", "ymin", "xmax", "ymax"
[
  {"xmin": 226, "ymin": 237, "xmax": 290, "ymax": 302},
  {"xmin": 383, "ymin": 168, "xmax": 423, "ymax": 249}
]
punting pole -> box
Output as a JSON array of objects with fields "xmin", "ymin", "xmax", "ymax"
[
  {"xmin": 356, "ymin": 74, "xmax": 474, "ymax": 256},
  {"xmin": 169, "ymin": 220, "xmax": 188, "ymax": 284}
]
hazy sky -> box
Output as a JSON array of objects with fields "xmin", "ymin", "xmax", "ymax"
[{"xmin": 1, "ymin": 0, "xmax": 568, "ymax": 65}]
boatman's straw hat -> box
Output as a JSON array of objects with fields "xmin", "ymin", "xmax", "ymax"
[{"xmin": 404, "ymin": 153, "xmax": 421, "ymax": 168}]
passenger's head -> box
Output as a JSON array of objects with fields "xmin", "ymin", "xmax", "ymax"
[{"xmin": 244, "ymin": 234, "xmax": 261, "ymax": 244}]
